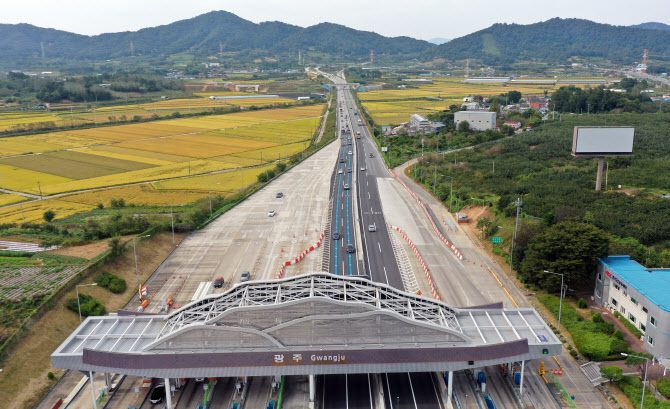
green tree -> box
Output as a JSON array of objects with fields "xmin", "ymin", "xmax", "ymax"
[
  {"xmin": 520, "ymin": 222, "xmax": 609, "ymax": 291},
  {"xmin": 625, "ymin": 352, "xmax": 653, "ymax": 377},
  {"xmin": 507, "ymin": 90, "xmax": 522, "ymax": 103},
  {"xmin": 600, "ymin": 366, "xmax": 623, "ymax": 383},
  {"xmin": 43, "ymin": 209, "xmax": 56, "ymax": 223},
  {"xmin": 457, "ymin": 120, "xmax": 470, "ymax": 133}
]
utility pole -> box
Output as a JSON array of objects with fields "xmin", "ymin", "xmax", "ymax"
[
  {"xmin": 38, "ymin": 181, "xmax": 43, "ymax": 200},
  {"xmin": 513, "ymin": 197, "xmax": 523, "ymax": 245}
]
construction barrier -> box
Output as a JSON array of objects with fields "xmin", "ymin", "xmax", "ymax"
[
  {"xmin": 276, "ymin": 229, "xmax": 326, "ymax": 279},
  {"xmin": 389, "ymin": 225, "xmax": 440, "ymax": 301}
]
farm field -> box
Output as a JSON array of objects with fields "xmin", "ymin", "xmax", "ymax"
[
  {"xmin": 0, "ymin": 105, "xmax": 322, "ymax": 195},
  {"xmin": 0, "ymin": 95, "xmax": 298, "ymax": 130},
  {"xmin": 0, "ymin": 165, "xmax": 265, "ymax": 224},
  {"xmin": 358, "ymin": 76, "xmax": 585, "ymax": 125},
  {"xmin": 0, "ymin": 265, "xmax": 87, "ymax": 301},
  {"xmin": 0, "ymin": 193, "xmax": 27, "ymax": 207}
]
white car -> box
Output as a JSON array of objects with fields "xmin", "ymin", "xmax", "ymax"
[
  {"xmin": 344, "ymin": 184, "xmax": 349, "ymax": 190},
  {"xmin": 268, "ymin": 210, "xmax": 276, "ymax": 217},
  {"xmin": 348, "ymin": 151, "xmax": 353, "ymax": 155},
  {"xmin": 338, "ymin": 169, "xmax": 343, "ymax": 174},
  {"xmin": 360, "ymin": 167, "xmax": 366, "ymax": 171}
]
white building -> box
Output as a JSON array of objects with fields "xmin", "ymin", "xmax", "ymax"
[
  {"xmin": 454, "ymin": 111, "xmax": 496, "ymax": 131},
  {"xmin": 410, "ymin": 114, "xmax": 430, "ymax": 128},
  {"xmin": 594, "ymin": 256, "xmax": 670, "ymax": 360}
]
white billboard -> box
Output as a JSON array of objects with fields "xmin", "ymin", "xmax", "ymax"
[{"xmin": 572, "ymin": 127, "xmax": 634, "ymax": 156}]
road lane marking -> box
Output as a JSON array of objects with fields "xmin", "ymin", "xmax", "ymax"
[
  {"xmin": 407, "ymin": 373, "xmax": 419, "ymax": 409},
  {"xmin": 378, "ymin": 242, "xmax": 381, "ymax": 253}
]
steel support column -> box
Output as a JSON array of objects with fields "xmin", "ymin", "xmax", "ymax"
[
  {"xmin": 165, "ymin": 378, "xmax": 172, "ymax": 409},
  {"xmin": 89, "ymin": 371, "xmax": 98, "ymax": 409},
  {"xmin": 309, "ymin": 374, "xmax": 316, "ymax": 402},
  {"xmin": 519, "ymin": 360, "xmax": 525, "ymax": 395}
]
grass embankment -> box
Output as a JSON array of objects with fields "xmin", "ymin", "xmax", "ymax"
[
  {"xmin": 0, "ymin": 232, "xmax": 185, "ymax": 409},
  {"xmin": 540, "ymin": 294, "xmax": 631, "ymax": 361}
]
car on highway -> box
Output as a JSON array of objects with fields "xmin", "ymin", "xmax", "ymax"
[
  {"xmin": 338, "ymin": 169, "xmax": 343, "ymax": 174},
  {"xmin": 333, "ymin": 231, "xmax": 341, "ymax": 240},
  {"xmin": 213, "ymin": 277, "xmax": 224, "ymax": 288},
  {"xmin": 268, "ymin": 210, "xmax": 276, "ymax": 217},
  {"xmin": 344, "ymin": 184, "xmax": 349, "ymax": 190},
  {"xmin": 339, "ymin": 158, "xmax": 344, "ymax": 163},
  {"xmin": 369, "ymin": 153, "xmax": 374, "ymax": 158},
  {"xmin": 276, "ymin": 192, "xmax": 283, "ymax": 198},
  {"xmin": 368, "ymin": 224, "xmax": 377, "ymax": 232},
  {"xmin": 360, "ymin": 167, "xmax": 366, "ymax": 171},
  {"xmin": 347, "ymin": 244, "xmax": 355, "ymax": 253},
  {"xmin": 240, "ymin": 271, "xmax": 250, "ymax": 282},
  {"xmin": 348, "ymin": 150, "xmax": 352, "ymax": 155},
  {"xmin": 149, "ymin": 383, "xmax": 165, "ymax": 404}
]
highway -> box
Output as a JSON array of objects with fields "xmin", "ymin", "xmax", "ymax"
[{"xmin": 320, "ymin": 76, "xmax": 442, "ymax": 408}]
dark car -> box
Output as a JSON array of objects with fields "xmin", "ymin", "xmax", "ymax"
[
  {"xmin": 213, "ymin": 277, "xmax": 224, "ymax": 288},
  {"xmin": 333, "ymin": 231, "xmax": 341, "ymax": 240},
  {"xmin": 276, "ymin": 192, "xmax": 283, "ymax": 198},
  {"xmin": 149, "ymin": 383, "xmax": 165, "ymax": 404},
  {"xmin": 347, "ymin": 244, "xmax": 355, "ymax": 253}
]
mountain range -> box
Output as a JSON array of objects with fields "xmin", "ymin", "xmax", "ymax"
[
  {"xmin": 629, "ymin": 22, "xmax": 670, "ymax": 31},
  {"xmin": 433, "ymin": 18, "xmax": 670, "ymax": 64},
  {"xmin": 0, "ymin": 12, "xmax": 669, "ymax": 65},
  {"xmin": 0, "ymin": 11, "xmax": 432, "ymax": 63}
]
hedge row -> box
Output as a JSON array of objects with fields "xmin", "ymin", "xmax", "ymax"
[
  {"xmin": 619, "ymin": 375, "xmax": 670, "ymax": 409},
  {"xmin": 614, "ymin": 311, "xmax": 644, "ymax": 339}
]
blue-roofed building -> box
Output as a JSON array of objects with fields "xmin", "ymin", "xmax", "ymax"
[{"xmin": 595, "ymin": 256, "xmax": 670, "ymax": 358}]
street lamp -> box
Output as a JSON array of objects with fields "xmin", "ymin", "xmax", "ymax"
[
  {"xmin": 444, "ymin": 175, "xmax": 454, "ymax": 213},
  {"xmin": 76, "ymin": 283, "xmax": 98, "ymax": 323},
  {"xmin": 133, "ymin": 235, "xmax": 151, "ymax": 298},
  {"xmin": 170, "ymin": 205, "xmax": 185, "ymax": 247},
  {"xmin": 621, "ymin": 353, "xmax": 649, "ymax": 409},
  {"xmin": 542, "ymin": 270, "xmax": 566, "ymax": 333},
  {"xmin": 208, "ymin": 183, "xmax": 221, "ymax": 218}
]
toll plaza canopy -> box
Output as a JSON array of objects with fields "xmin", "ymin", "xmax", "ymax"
[{"xmin": 52, "ymin": 273, "xmax": 560, "ymax": 378}]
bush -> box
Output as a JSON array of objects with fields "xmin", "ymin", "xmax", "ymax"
[
  {"xmin": 613, "ymin": 330, "xmax": 624, "ymax": 340},
  {"xmin": 657, "ymin": 378, "xmax": 670, "ymax": 399},
  {"xmin": 43, "ymin": 209, "xmax": 56, "ymax": 223},
  {"xmin": 275, "ymin": 162, "xmax": 287, "ymax": 172},
  {"xmin": 570, "ymin": 349, "xmax": 579, "ymax": 358},
  {"xmin": 577, "ymin": 298, "xmax": 587, "ymax": 308},
  {"xmin": 593, "ymin": 313, "xmax": 604, "ymax": 323},
  {"xmin": 95, "ymin": 272, "xmax": 127, "ymax": 294},
  {"xmin": 66, "ymin": 294, "xmax": 105, "ymax": 317},
  {"xmin": 110, "ymin": 198, "xmax": 126, "ymax": 208},
  {"xmin": 47, "ymin": 372, "xmax": 56, "ymax": 380}
]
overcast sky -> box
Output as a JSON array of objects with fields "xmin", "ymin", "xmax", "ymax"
[{"xmin": 3, "ymin": 0, "xmax": 668, "ymax": 40}]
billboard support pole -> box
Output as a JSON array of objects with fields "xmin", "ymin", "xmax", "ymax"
[{"xmin": 595, "ymin": 157, "xmax": 604, "ymax": 191}]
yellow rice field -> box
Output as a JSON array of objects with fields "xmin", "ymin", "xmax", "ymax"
[
  {"xmin": 0, "ymin": 104, "xmax": 323, "ymax": 196},
  {"xmin": 0, "ymin": 193, "xmax": 27, "ymax": 207},
  {"xmin": 59, "ymin": 184, "xmax": 208, "ymax": 207},
  {"xmin": 152, "ymin": 166, "xmax": 267, "ymax": 193},
  {"xmin": 0, "ymin": 199, "xmax": 93, "ymax": 224}
]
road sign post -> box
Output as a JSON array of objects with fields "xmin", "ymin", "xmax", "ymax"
[{"xmin": 492, "ymin": 237, "xmax": 502, "ymax": 244}]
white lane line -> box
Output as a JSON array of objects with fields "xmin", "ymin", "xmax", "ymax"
[
  {"xmin": 367, "ymin": 374, "xmax": 374, "ymax": 409},
  {"xmin": 378, "ymin": 242, "xmax": 382, "ymax": 253},
  {"xmin": 383, "ymin": 266, "xmax": 389, "ymax": 285},
  {"xmin": 430, "ymin": 373, "xmax": 445, "ymax": 409},
  {"xmin": 368, "ymin": 192, "xmax": 370, "ymax": 200},
  {"xmin": 385, "ymin": 375, "xmax": 394, "ymax": 409},
  {"xmin": 345, "ymin": 374, "xmax": 349, "ymax": 409},
  {"xmin": 407, "ymin": 373, "xmax": 419, "ymax": 409}
]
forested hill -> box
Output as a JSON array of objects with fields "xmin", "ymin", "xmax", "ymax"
[
  {"xmin": 0, "ymin": 10, "xmax": 433, "ymax": 62},
  {"xmin": 433, "ymin": 18, "xmax": 670, "ymax": 64},
  {"xmin": 630, "ymin": 22, "xmax": 670, "ymax": 31}
]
